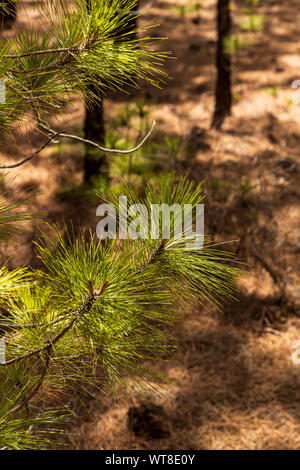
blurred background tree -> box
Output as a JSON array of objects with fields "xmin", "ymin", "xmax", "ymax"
[{"xmin": 211, "ymin": 0, "xmax": 232, "ymax": 129}]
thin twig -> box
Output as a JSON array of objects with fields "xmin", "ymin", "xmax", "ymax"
[
  {"xmin": 0, "ymin": 311, "xmax": 75, "ymax": 330},
  {"xmin": 0, "ymin": 131, "xmax": 63, "ymax": 169},
  {"xmin": 39, "ymin": 120, "xmax": 156, "ymax": 155},
  {"xmin": 0, "ymin": 295, "xmax": 94, "ymax": 366},
  {"xmin": 1, "ymin": 281, "xmax": 108, "ymax": 368},
  {"xmin": 264, "ymin": 327, "xmax": 283, "ymax": 336},
  {"xmin": 9, "ymin": 60, "xmax": 71, "ymax": 75},
  {"xmin": 132, "ymin": 240, "xmax": 166, "ymax": 276},
  {"xmin": 2, "ymin": 284, "xmax": 108, "ymax": 415},
  {"xmin": 4, "ymin": 46, "xmax": 81, "ymax": 59},
  {"xmin": 23, "ymin": 350, "xmax": 52, "ymax": 406}
]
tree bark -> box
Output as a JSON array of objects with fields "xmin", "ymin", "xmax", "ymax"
[
  {"xmin": 83, "ymin": 93, "xmax": 106, "ymax": 182},
  {"xmin": 211, "ymin": 0, "xmax": 232, "ymax": 130}
]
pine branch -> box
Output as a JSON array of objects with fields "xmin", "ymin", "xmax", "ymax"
[
  {"xmin": 0, "ymin": 131, "xmax": 63, "ymax": 169},
  {"xmin": 6, "ymin": 41, "xmax": 96, "ymax": 74},
  {"xmin": 39, "ymin": 120, "xmax": 156, "ymax": 155},
  {"xmin": 132, "ymin": 239, "xmax": 166, "ymax": 276},
  {"xmin": 0, "ymin": 311, "xmax": 75, "ymax": 329},
  {"xmin": 5, "ymin": 45, "xmax": 88, "ymax": 59},
  {"xmin": 0, "ymin": 0, "xmax": 168, "ymax": 136},
  {"xmin": 1, "ymin": 286, "xmax": 107, "ymax": 367},
  {"xmin": 0, "ymin": 120, "xmax": 156, "ymax": 169},
  {"xmin": 0, "ymin": 283, "xmax": 108, "ymax": 419}
]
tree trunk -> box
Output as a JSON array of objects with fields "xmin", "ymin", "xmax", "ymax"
[
  {"xmin": 83, "ymin": 1, "xmax": 138, "ymax": 183},
  {"xmin": 83, "ymin": 93, "xmax": 106, "ymax": 182},
  {"xmin": 211, "ymin": 0, "xmax": 232, "ymax": 130},
  {"xmin": 83, "ymin": 0, "xmax": 106, "ymax": 183},
  {"xmin": 0, "ymin": 0, "xmax": 16, "ymax": 29}
]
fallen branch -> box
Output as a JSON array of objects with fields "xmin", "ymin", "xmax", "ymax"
[{"xmin": 264, "ymin": 327, "xmax": 283, "ymax": 336}]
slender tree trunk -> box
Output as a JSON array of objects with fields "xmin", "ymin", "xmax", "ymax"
[
  {"xmin": 0, "ymin": 0, "xmax": 16, "ymax": 29},
  {"xmin": 211, "ymin": 0, "xmax": 232, "ymax": 130},
  {"xmin": 83, "ymin": 1, "xmax": 138, "ymax": 183},
  {"xmin": 83, "ymin": 89, "xmax": 106, "ymax": 182},
  {"xmin": 83, "ymin": 0, "xmax": 106, "ymax": 183}
]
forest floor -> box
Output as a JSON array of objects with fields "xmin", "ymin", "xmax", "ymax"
[{"xmin": 1, "ymin": 0, "xmax": 300, "ymax": 450}]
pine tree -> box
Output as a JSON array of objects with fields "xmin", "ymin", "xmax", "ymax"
[{"xmin": 0, "ymin": 0, "xmax": 244, "ymax": 449}]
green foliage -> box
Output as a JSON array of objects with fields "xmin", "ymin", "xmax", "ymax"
[
  {"xmin": 0, "ymin": 1, "xmax": 15, "ymax": 16},
  {"xmin": 238, "ymin": 14, "xmax": 265, "ymax": 32},
  {"xmin": 234, "ymin": 92, "xmax": 242, "ymax": 101},
  {"xmin": 164, "ymin": 135, "xmax": 182, "ymax": 155},
  {"xmin": 262, "ymin": 86, "xmax": 279, "ymax": 97},
  {"xmin": 0, "ymin": 174, "xmax": 244, "ymax": 449},
  {"xmin": 223, "ymin": 35, "xmax": 253, "ymax": 54},
  {"xmin": 237, "ymin": 177, "xmax": 255, "ymax": 195},
  {"xmin": 225, "ymin": 0, "xmax": 264, "ymax": 60},
  {"xmin": 0, "ymin": 371, "xmax": 68, "ymax": 450},
  {"xmin": 0, "ymin": 176, "xmax": 33, "ymax": 241},
  {"xmin": 238, "ymin": 0, "xmax": 265, "ymax": 33},
  {"xmin": 102, "ymin": 100, "xmax": 159, "ymax": 179},
  {"xmin": 0, "ymin": 0, "xmax": 169, "ymax": 136},
  {"xmin": 171, "ymin": 2, "xmax": 202, "ymax": 18},
  {"xmin": 0, "ymin": 187, "xmax": 66, "ymax": 449}
]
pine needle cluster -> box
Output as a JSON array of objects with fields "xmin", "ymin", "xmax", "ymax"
[
  {"xmin": 0, "ymin": 174, "xmax": 244, "ymax": 449},
  {"xmin": 0, "ymin": 0, "xmax": 168, "ymax": 136}
]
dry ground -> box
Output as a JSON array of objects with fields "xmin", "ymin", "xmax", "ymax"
[{"xmin": 1, "ymin": 0, "xmax": 300, "ymax": 450}]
